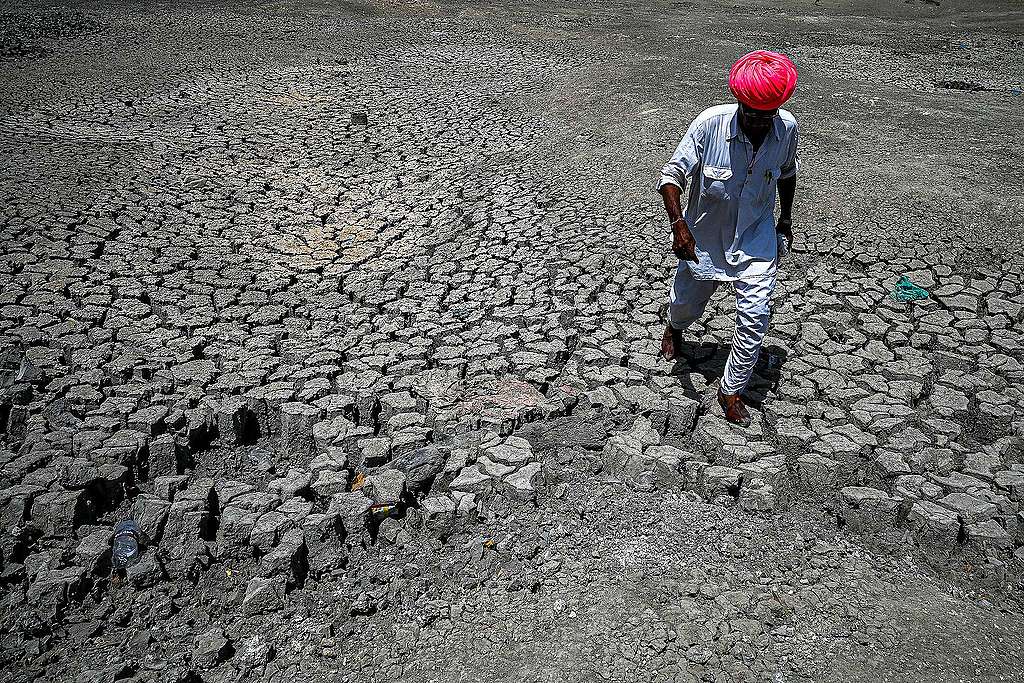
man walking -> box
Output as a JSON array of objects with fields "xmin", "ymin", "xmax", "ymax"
[{"xmin": 658, "ymin": 50, "xmax": 799, "ymax": 427}]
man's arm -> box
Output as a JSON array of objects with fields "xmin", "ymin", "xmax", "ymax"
[
  {"xmin": 776, "ymin": 123, "xmax": 799, "ymax": 247},
  {"xmin": 776, "ymin": 173, "xmax": 796, "ymax": 251},
  {"xmin": 659, "ymin": 183, "xmax": 698, "ymax": 262},
  {"xmin": 658, "ymin": 116, "xmax": 704, "ymax": 263},
  {"xmin": 777, "ymin": 173, "xmax": 795, "ymax": 225}
]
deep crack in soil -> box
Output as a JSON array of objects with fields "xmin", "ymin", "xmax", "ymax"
[{"xmin": 1, "ymin": 0, "xmax": 1024, "ymax": 681}]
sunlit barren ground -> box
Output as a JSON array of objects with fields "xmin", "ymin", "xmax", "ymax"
[{"xmin": 2, "ymin": 1, "xmax": 1024, "ymax": 681}]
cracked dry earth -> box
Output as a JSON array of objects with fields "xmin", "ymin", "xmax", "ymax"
[{"xmin": 2, "ymin": 0, "xmax": 1024, "ymax": 681}]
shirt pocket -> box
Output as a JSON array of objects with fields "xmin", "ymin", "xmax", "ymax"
[
  {"xmin": 701, "ymin": 165, "xmax": 733, "ymax": 201},
  {"xmin": 755, "ymin": 165, "xmax": 781, "ymax": 205}
]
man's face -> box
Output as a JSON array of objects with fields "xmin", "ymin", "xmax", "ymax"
[{"xmin": 738, "ymin": 102, "xmax": 778, "ymax": 136}]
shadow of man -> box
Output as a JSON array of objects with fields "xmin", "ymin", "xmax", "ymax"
[{"xmin": 668, "ymin": 341, "xmax": 789, "ymax": 410}]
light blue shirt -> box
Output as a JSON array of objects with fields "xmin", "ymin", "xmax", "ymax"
[{"xmin": 658, "ymin": 103, "xmax": 800, "ymax": 281}]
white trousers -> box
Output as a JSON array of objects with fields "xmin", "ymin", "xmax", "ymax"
[{"xmin": 667, "ymin": 263, "xmax": 776, "ymax": 395}]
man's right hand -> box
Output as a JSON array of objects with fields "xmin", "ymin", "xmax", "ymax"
[{"xmin": 671, "ymin": 220, "xmax": 699, "ymax": 263}]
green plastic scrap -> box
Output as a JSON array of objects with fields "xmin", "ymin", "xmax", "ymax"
[{"xmin": 892, "ymin": 275, "xmax": 929, "ymax": 302}]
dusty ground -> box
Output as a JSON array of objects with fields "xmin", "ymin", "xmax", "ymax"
[{"xmin": 2, "ymin": 0, "xmax": 1024, "ymax": 681}]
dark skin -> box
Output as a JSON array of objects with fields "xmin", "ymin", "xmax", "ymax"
[{"xmin": 660, "ymin": 101, "xmax": 796, "ymax": 363}]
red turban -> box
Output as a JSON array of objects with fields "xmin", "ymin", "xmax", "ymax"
[{"xmin": 728, "ymin": 50, "xmax": 798, "ymax": 111}]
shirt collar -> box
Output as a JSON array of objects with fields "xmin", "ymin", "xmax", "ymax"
[
  {"xmin": 727, "ymin": 108, "xmax": 742, "ymax": 141},
  {"xmin": 728, "ymin": 106, "xmax": 783, "ymax": 142}
]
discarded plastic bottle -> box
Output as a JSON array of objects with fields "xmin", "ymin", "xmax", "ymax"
[{"xmin": 112, "ymin": 520, "xmax": 144, "ymax": 571}]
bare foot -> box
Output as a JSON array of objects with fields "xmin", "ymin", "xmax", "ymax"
[
  {"xmin": 717, "ymin": 389, "xmax": 752, "ymax": 427},
  {"xmin": 661, "ymin": 325, "xmax": 682, "ymax": 361}
]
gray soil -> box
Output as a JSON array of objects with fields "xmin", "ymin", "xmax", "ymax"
[{"xmin": 1, "ymin": 1, "xmax": 1023, "ymax": 682}]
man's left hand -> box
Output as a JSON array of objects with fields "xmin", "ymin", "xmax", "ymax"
[{"xmin": 776, "ymin": 216, "xmax": 793, "ymax": 248}]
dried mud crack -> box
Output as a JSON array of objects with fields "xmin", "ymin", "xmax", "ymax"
[{"xmin": 2, "ymin": 1, "xmax": 1024, "ymax": 682}]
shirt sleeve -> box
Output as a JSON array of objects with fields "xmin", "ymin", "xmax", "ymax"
[
  {"xmin": 779, "ymin": 124, "xmax": 800, "ymax": 179},
  {"xmin": 657, "ymin": 116, "xmax": 705, "ymax": 192}
]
